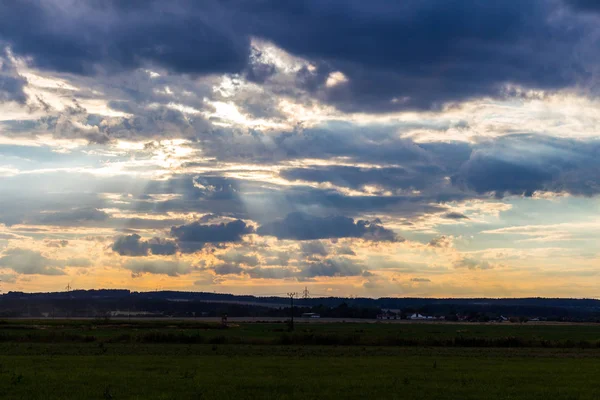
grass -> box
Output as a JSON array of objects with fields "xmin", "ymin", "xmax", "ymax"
[
  {"xmin": 0, "ymin": 320, "xmax": 599, "ymax": 399},
  {"xmin": 1, "ymin": 319, "xmax": 599, "ymax": 347},
  {"xmin": 0, "ymin": 345, "xmax": 599, "ymax": 399}
]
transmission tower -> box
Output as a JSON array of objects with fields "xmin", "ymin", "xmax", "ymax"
[
  {"xmin": 302, "ymin": 286, "xmax": 310, "ymax": 300},
  {"xmin": 65, "ymin": 283, "xmax": 72, "ymax": 292},
  {"xmin": 287, "ymin": 292, "xmax": 298, "ymax": 331}
]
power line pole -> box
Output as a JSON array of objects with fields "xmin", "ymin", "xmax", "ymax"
[
  {"xmin": 302, "ymin": 286, "xmax": 310, "ymax": 300},
  {"xmin": 287, "ymin": 292, "xmax": 297, "ymax": 331},
  {"xmin": 65, "ymin": 283, "xmax": 72, "ymax": 319}
]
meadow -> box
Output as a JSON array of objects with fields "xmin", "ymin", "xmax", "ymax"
[{"xmin": 0, "ymin": 319, "xmax": 598, "ymax": 399}]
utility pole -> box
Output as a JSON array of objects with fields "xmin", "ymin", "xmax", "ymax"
[{"xmin": 287, "ymin": 292, "xmax": 297, "ymax": 331}]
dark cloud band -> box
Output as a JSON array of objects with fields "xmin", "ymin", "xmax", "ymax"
[{"xmin": 1, "ymin": 1, "xmax": 598, "ymax": 111}]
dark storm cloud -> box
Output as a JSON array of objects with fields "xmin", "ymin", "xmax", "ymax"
[
  {"xmin": 238, "ymin": 0, "xmax": 593, "ymax": 112},
  {"xmin": 244, "ymin": 48, "xmax": 277, "ymax": 84},
  {"xmin": 286, "ymin": 187, "xmax": 448, "ymax": 217},
  {"xmin": 216, "ymin": 251, "xmax": 260, "ymax": 267},
  {"xmin": 111, "ymin": 234, "xmax": 150, "ymax": 256},
  {"xmin": 170, "ymin": 219, "xmax": 253, "ymax": 242},
  {"xmin": 299, "ymin": 241, "xmax": 329, "ymax": 258},
  {"xmin": 453, "ymin": 136, "xmax": 600, "ymax": 197},
  {"xmin": 170, "ymin": 219, "xmax": 254, "ymax": 253},
  {"xmin": 456, "ymin": 156, "xmax": 550, "ymax": 197},
  {"xmin": 1, "ymin": 1, "xmax": 596, "ymax": 111},
  {"xmin": 257, "ymin": 212, "xmax": 400, "ymax": 241},
  {"xmin": 0, "ymin": 1, "xmax": 249, "ymax": 76},
  {"xmin": 112, "ymin": 234, "xmax": 178, "ymax": 256},
  {"xmin": 280, "ymin": 166, "xmax": 435, "ymax": 192},
  {"xmin": 213, "ymin": 263, "xmax": 244, "ymax": 276},
  {"xmin": 147, "ymin": 238, "xmax": 178, "ymax": 256},
  {"xmin": 276, "ymin": 150, "xmax": 469, "ymax": 198}
]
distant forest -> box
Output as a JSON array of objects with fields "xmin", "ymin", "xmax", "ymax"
[{"xmin": 1, "ymin": 290, "xmax": 599, "ymax": 321}]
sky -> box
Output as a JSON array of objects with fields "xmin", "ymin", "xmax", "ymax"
[{"xmin": 0, "ymin": 0, "xmax": 599, "ymax": 298}]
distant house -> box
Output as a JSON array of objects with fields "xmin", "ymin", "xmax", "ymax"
[
  {"xmin": 301, "ymin": 312, "xmax": 320, "ymax": 318},
  {"xmin": 408, "ymin": 313, "xmax": 427, "ymax": 320}
]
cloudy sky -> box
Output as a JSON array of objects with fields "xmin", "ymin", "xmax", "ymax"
[{"xmin": 0, "ymin": 0, "xmax": 600, "ymax": 297}]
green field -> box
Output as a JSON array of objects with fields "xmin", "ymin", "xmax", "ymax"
[
  {"xmin": 2, "ymin": 319, "xmax": 600, "ymax": 347},
  {"xmin": 0, "ymin": 320, "xmax": 599, "ymax": 399}
]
